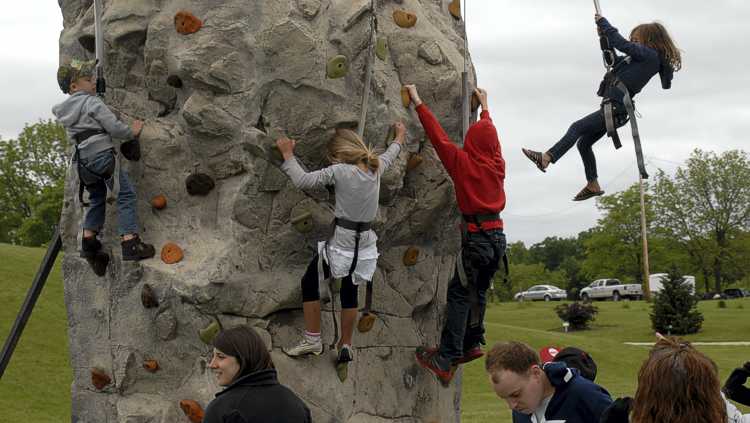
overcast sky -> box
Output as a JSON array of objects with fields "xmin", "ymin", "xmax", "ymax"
[{"xmin": 1, "ymin": 1, "xmax": 748, "ymax": 245}]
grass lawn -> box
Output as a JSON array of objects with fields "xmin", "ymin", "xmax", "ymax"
[{"xmin": 1, "ymin": 243, "xmax": 748, "ymax": 422}]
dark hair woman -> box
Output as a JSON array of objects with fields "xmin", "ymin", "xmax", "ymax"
[{"xmin": 203, "ymin": 326, "xmax": 311, "ymax": 423}]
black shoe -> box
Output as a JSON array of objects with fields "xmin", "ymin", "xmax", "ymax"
[
  {"xmin": 86, "ymin": 252, "xmax": 110, "ymax": 277},
  {"xmin": 337, "ymin": 345, "xmax": 354, "ymax": 364},
  {"xmin": 121, "ymin": 235, "xmax": 155, "ymax": 261},
  {"xmin": 80, "ymin": 236, "xmax": 102, "ymax": 259}
]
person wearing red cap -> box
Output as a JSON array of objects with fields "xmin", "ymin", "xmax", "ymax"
[{"xmin": 405, "ymin": 84, "xmax": 507, "ymax": 386}]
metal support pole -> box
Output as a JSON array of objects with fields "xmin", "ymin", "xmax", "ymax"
[
  {"xmin": 639, "ymin": 177, "xmax": 651, "ymax": 300},
  {"xmin": 593, "ymin": 0, "xmax": 602, "ymax": 15},
  {"xmin": 94, "ymin": 0, "xmax": 106, "ymax": 95}
]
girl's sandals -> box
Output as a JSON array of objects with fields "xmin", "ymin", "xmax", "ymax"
[
  {"xmin": 522, "ymin": 148, "xmax": 548, "ymax": 173},
  {"xmin": 573, "ymin": 186, "xmax": 605, "ymax": 202}
]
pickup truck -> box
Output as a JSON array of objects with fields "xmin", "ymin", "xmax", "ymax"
[{"xmin": 579, "ymin": 278, "xmax": 643, "ymax": 301}]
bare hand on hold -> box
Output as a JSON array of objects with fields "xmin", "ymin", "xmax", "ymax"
[
  {"xmin": 276, "ymin": 137, "xmax": 296, "ymax": 160},
  {"xmin": 393, "ymin": 122, "xmax": 406, "ymax": 144},
  {"xmin": 131, "ymin": 120, "xmax": 144, "ymax": 138},
  {"xmin": 474, "ymin": 88, "xmax": 488, "ymax": 111},
  {"xmin": 404, "ymin": 84, "xmax": 423, "ymax": 106}
]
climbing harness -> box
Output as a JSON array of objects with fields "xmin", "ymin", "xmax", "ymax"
[{"xmin": 594, "ymin": 0, "xmax": 648, "ymax": 179}]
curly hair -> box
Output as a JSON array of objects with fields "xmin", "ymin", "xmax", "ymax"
[
  {"xmin": 631, "ymin": 337, "xmax": 727, "ymax": 423},
  {"xmin": 630, "ymin": 22, "xmax": 682, "ymax": 71}
]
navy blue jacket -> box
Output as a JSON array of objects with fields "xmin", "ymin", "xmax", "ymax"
[
  {"xmin": 512, "ymin": 362, "xmax": 613, "ymax": 423},
  {"xmin": 597, "ymin": 17, "xmax": 674, "ymax": 103}
]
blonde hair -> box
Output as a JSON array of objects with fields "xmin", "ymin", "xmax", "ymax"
[
  {"xmin": 631, "ymin": 22, "xmax": 682, "ymax": 71},
  {"xmin": 327, "ymin": 128, "xmax": 380, "ymax": 173}
]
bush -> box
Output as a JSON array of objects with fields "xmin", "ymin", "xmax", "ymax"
[
  {"xmin": 554, "ymin": 302, "xmax": 598, "ymax": 330},
  {"xmin": 650, "ymin": 269, "xmax": 703, "ymax": 335},
  {"xmin": 718, "ymin": 300, "xmax": 727, "ymax": 309}
]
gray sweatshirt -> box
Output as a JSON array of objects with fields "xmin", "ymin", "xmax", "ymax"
[
  {"xmin": 280, "ymin": 142, "xmax": 401, "ymax": 252},
  {"xmin": 52, "ymin": 91, "xmax": 134, "ymax": 159}
]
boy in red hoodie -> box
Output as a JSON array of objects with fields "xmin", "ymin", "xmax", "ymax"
[{"xmin": 405, "ymin": 85, "xmax": 507, "ymax": 386}]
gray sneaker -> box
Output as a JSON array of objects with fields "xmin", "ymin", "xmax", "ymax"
[
  {"xmin": 283, "ymin": 337, "xmax": 323, "ymax": 357},
  {"xmin": 337, "ymin": 344, "xmax": 354, "ymax": 363}
]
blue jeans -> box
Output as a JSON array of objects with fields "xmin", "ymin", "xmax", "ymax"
[
  {"xmin": 78, "ymin": 149, "xmax": 139, "ymax": 236},
  {"xmin": 547, "ymin": 107, "xmax": 628, "ymax": 182},
  {"xmin": 439, "ymin": 229, "xmax": 507, "ymax": 362}
]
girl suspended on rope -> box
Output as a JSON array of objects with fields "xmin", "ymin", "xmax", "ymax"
[
  {"xmin": 522, "ymin": 15, "xmax": 681, "ymax": 201},
  {"xmin": 277, "ymin": 124, "xmax": 404, "ymax": 367}
]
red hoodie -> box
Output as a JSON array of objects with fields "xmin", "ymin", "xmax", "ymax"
[{"xmin": 416, "ymin": 104, "xmax": 506, "ymax": 230}]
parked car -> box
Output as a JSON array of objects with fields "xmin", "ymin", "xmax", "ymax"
[
  {"xmin": 649, "ymin": 273, "xmax": 696, "ymax": 296},
  {"xmin": 723, "ymin": 288, "xmax": 749, "ymax": 299},
  {"xmin": 515, "ymin": 285, "xmax": 567, "ymax": 302},
  {"xmin": 579, "ymin": 278, "xmax": 643, "ymax": 301}
]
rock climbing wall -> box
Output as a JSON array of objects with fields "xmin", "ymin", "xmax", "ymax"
[{"xmin": 58, "ymin": 0, "xmax": 475, "ymax": 422}]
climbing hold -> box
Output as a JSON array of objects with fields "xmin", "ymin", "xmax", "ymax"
[
  {"xmin": 403, "ymin": 247, "xmax": 419, "ymax": 266},
  {"xmin": 290, "ymin": 211, "xmax": 313, "ymax": 234},
  {"xmin": 179, "ymin": 400, "xmax": 205, "ymax": 423},
  {"xmin": 270, "ymin": 144, "xmax": 284, "ymax": 162},
  {"xmin": 143, "ymin": 359, "xmax": 160, "ymax": 373},
  {"xmin": 160, "ymin": 243, "xmax": 184, "ymax": 265},
  {"xmin": 449, "ymin": 0, "xmax": 461, "ymax": 20},
  {"xmin": 401, "ymin": 87, "xmax": 411, "ymax": 108},
  {"xmin": 407, "ymin": 153, "xmax": 423, "ymax": 171},
  {"xmin": 91, "ymin": 368, "xmax": 111, "ymax": 390},
  {"xmin": 174, "ymin": 11, "xmax": 202, "ymax": 35},
  {"xmin": 336, "ymin": 362, "xmax": 349, "ymax": 382},
  {"xmin": 393, "ymin": 10, "xmax": 417, "ymax": 28},
  {"xmin": 166, "ymin": 75, "xmax": 183, "ymax": 88},
  {"xmin": 151, "ymin": 194, "xmax": 167, "ymax": 210},
  {"xmin": 199, "ymin": 320, "xmax": 220, "ymax": 345},
  {"xmin": 471, "ymin": 91, "xmax": 480, "ymax": 111},
  {"xmin": 78, "ymin": 34, "xmax": 95, "ymax": 53},
  {"xmin": 375, "ymin": 37, "xmax": 388, "ymax": 61},
  {"xmin": 141, "ymin": 283, "xmax": 159, "ymax": 308},
  {"xmin": 357, "ymin": 313, "xmax": 376, "ymax": 333},
  {"xmin": 326, "ymin": 55, "xmax": 349, "ymax": 79},
  {"xmin": 185, "ymin": 173, "xmax": 215, "ymax": 196}
]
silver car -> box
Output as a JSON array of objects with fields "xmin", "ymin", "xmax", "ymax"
[{"xmin": 515, "ymin": 285, "xmax": 567, "ymax": 302}]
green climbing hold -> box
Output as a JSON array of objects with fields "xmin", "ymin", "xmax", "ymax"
[
  {"xmin": 336, "ymin": 362, "xmax": 349, "ymax": 382},
  {"xmin": 326, "ymin": 55, "xmax": 349, "ymax": 79},
  {"xmin": 375, "ymin": 37, "xmax": 388, "ymax": 61},
  {"xmin": 199, "ymin": 321, "xmax": 220, "ymax": 345},
  {"xmin": 291, "ymin": 211, "xmax": 313, "ymax": 233}
]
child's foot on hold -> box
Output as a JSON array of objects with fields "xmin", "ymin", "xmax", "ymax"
[
  {"xmin": 415, "ymin": 346, "xmax": 455, "ymax": 387},
  {"xmin": 283, "ymin": 335, "xmax": 323, "ymax": 357},
  {"xmin": 572, "ymin": 182, "xmax": 604, "ymax": 202},
  {"xmin": 337, "ymin": 344, "xmax": 354, "ymax": 364},
  {"xmin": 121, "ymin": 234, "xmax": 155, "ymax": 261},
  {"xmin": 522, "ymin": 148, "xmax": 551, "ymax": 173}
]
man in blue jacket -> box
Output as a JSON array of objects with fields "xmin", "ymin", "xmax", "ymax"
[{"xmin": 485, "ymin": 341, "xmax": 612, "ymax": 423}]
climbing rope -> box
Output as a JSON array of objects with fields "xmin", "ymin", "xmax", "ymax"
[{"xmin": 460, "ymin": 0, "xmax": 470, "ymax": 140}]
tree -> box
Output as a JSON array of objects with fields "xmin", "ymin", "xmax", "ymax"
[
  {"xmin": 650, "ymin": 269, "xmax": 703, "ymax": 335},
  {"xmin": 528, "ymin": 236, "xmax": 584, "ymax": 272},
  {"xmin": 0, "ymin": 120, "xmax": 68, "ymax": 245},
  {"xmin": 654, "ymin": 149, "xmax": 750, "ymax": 292}
]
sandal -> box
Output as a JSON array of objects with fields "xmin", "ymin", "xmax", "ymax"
[
  {"xmin": 573, "ymin": 186, "xmax": 605, "ymax": 202},
  {"xmin": 522, "ymin": 148, "xmax": 547, "ymax": 173}
]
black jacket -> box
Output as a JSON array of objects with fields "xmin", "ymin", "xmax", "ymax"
[
  {"xmin": 596, "ymin": 17, "xmax": 673, "ymax": 103},
  {"xmin": 203, "ymin": 369, "xmax": 312, "ymax": 423}
]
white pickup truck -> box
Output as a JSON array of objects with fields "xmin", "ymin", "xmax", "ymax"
[{"xmin": 579, "ymin": 278, "xmax": 643, "ymax": 301}]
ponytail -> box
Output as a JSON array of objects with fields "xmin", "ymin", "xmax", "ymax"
[{"xmin": 328, "ymin": 129, "xmax": 380, "ymax": 173}]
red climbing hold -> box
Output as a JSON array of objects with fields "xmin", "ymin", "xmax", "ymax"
[
  {"xmin": 179, "ymin": 399, "xmax": 205, "ymax": 423},
  {"xmin": 143, "ymin": 359, "xmax": 160, "ymax": 373},
  {"xmin": 91, "ymin": 367, "xmax": 111, "ymax": 390},
  {"xmin": 174, "ymin": 11, "xmax": 202, "ymax": 35},
  {"xmin": 151, "ymin": 194, "xmax": 167, "ymax": 210},
  {"xmin": 161, "ymin": 243, "xmax": 184, "ymax": 264}
]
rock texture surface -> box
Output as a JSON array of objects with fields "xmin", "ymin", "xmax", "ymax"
[{"xmin": 58, "ymin": 1, "xmax": 476, "ymax": 422}]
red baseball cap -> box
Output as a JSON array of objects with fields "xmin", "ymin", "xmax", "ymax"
[{"xmin": 539, "ymin": 346, "xmax": 561, "ymax": 364}]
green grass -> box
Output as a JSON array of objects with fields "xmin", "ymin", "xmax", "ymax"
[
  {"xmin": 461, "ymin": 299, "xmax": 750, "ymax": 422},
  {"xmin": 1, "ymin": 244, "xmax": 748, "ymax": 422}
]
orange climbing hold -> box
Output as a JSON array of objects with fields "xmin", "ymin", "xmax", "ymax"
[
  {"xmin": 403, "ymin": 247, "xmax": 420, "ymax": 266},
  {"xmin": 393, "ymin": 10, "xmax": 417, "ymax": 28},
  {"xmin": 357, "ymin": 313, "xmax": 376, "ymax": 333},
  {"xmin": 143, "ymin": 359, "xmax": 160, "ymax": 373},
  {"xmin": 174, "ymin": 11, "xmax": 202, "ymax": 35},
  {"xmin": 449, "ymin": 0, "xmax": 462, "ymax": 20},
  {"xmin": 91, "ymin": 367, "xmax": 111, "ymax": 390},
  {"xmin": 407, "ymin": 153, "xmax": 423, "ymax": 171},
  {"xmin": 401, "ymin": 87, "xmax": 411, "ymax": 108},
  {"xmin": 161, "ymin": 243, "xmax": 184, "ymax": 264},
  {"xmin": 151, "ymin": 194, "xmax": 167, "ymax": 210},
  {"xmin": 179, "ymin": 400, "xmax": 205, "ymax": 423}
]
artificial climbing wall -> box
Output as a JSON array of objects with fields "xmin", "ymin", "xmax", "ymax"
[{"xmin": 58, "ymin": 0, "xmax": 476, "ymax": 421}]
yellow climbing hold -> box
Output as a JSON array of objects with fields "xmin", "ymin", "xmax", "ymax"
[
  {"xmin": 376, "ymin": 37, "xmax": 388, "ymax": 61},
  {"xmin": 449, "ymin": 0, "xmax": 461, "ymax": 20},
  {"xmin": 199, "ymin": 321, "xmax": 220, "ymax": 345},
  {"xmin": 326, "ymin": 55, "xmax": 349, "ymax": 79},
  {"xmin": 357, "ymin": 313, "xmax": 376, "ymax": 333},
  {"xmin": 401, "ymin": 87, "xmax": 411, "ymax": 108},
  {"xmin": 403, "ymin": 247, "xmax": 419, "ymax": 266},
  {"xmin": 407, "ymin": 153, "xmax": 423, "ymax": 171},
  {"xmin": 291, "ymin": 211, "xmax": 314, "ymax": 234},
  {"xmin": 393, "ymin": 10, "xmax": 417, "ymax": 28}
]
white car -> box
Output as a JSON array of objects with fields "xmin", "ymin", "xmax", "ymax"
[
  {"xmin": 515, "ymin": 285, "xmax": 567, "ymax": 302},
  {"xmin": 579, "ymin": 278, "xmax": 643, "ymax": 301},
  {"xmin": 649, "ymin": 273, "xmax": 696, "ymax": 295}
]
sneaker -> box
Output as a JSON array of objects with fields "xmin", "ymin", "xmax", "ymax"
[
  {"xmin": 455, "ymin": 345, "xmax": 484, "ymax": 365},
  {"xmin": 415, "ymin": 346, "xmax": 455, "ymax": 386},
  {"xmin": 337, "ymin": 345, "xmax": 354, "ymax": 364},
  {"xmin": 283, "ymin": 337, "xmax": 323, "ymax": 357},
  {"xmin": 121, "ymin": 235, "xmax": 155, "ymax": 261},
  {"xmin": 80, "ymin": 236, "xmax": 102, "ymax": 259}
]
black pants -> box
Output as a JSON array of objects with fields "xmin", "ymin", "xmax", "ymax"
[
  {"xmin": 547, "ymin": 106, "xmax": 628, "ymax": 182},
  {"xmin": 301, "ymin": 254, "xmax": 358, "ymax": 309},
  {"xmin": 439, "ymin": 229, "xmax": 506, "ymax": 362}
]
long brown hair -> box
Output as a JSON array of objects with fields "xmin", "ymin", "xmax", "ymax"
[
  {"xmin": 327, "ymin": 128, "xmax": 380, "ymax": 173},
  {"xmin": 630, "ymin": 337, "xmax": 727, "ymax": 423},
  {"xmin": 213, "ymin": 326, "xmax": 274, "ymax": 382},
  {"xmin": 630, "ymin": 22, "xmax": 682, "ymax": 71}
]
